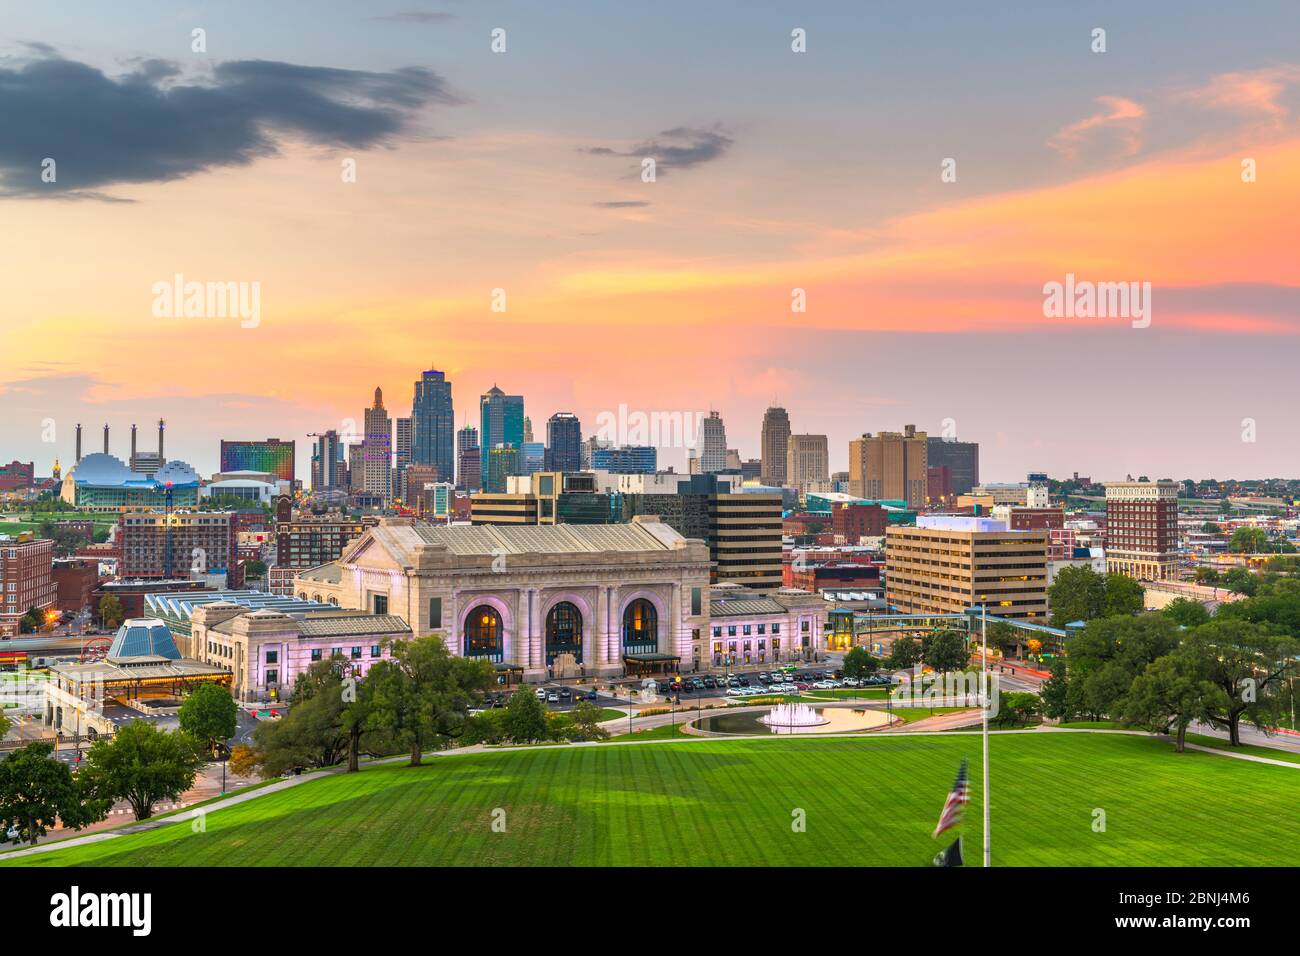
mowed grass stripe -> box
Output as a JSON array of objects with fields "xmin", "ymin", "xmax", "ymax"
[{"xmin": 7, "ymin": 734, "xmax": 1298, "ymax": 867}]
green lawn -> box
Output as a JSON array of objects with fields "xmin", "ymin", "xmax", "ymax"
[
  {"xmin": 1184, "ymin": 733, "xmax": 1300, "ymax": 765},
  {"xmin": 890, "ymin": 706, "xmax": 970, "ymax": 724},
  {"xmin": 6, "ymin": 732, "xmax": 1299, "ymax": 867},
  {"xmin": 607, "ymin": 722, "xmax": 696, "ymax": 741}
]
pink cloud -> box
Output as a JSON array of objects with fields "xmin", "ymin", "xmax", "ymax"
[{"xmin": 1049, "ymin": 96, "xmax": 1146, "ymax": 160}]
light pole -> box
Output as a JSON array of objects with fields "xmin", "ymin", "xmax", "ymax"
[{"xmin": 980, "ymin": 599, "xmax": 990, "ymax": 869}]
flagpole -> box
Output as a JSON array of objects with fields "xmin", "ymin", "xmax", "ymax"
[{"xmin": 981, "ymin": 600, "xmax": 990, "ymax": 868}]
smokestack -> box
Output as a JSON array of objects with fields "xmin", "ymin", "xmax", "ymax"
[
  {"xmin": 103, "ymin": 423, "xmax": 109, "ymax": 455},
  {"xmin": 75, "ymin": 424, "xmax": 82, "ymax": 463},
  {"xmin": 131, "ymin": 424, "xmax": 138, "ymax": 463},
  {"xmin": 158, "ymin": 418, "xmax": 165, "ymax": 462}
]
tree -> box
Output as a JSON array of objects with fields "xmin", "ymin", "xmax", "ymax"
[
  {"xmin": 567, "ymin": 700, "xmax": 611, "ymax": 742},
  {"xmin": 177, "ymin": 683, "xmax": 238, "ymax": 757},
  {"xmin": 504, "ymin": 687, "xmax": 550, "ymax": 744},
  {"xmin": 1222, "ymin": 567, "xmax": 1258, "ymax": 596},
  {"xmin": 1122, "ymin": 654, "xmax": 1221, "ymax": 752},
  {"xmin": 364, "ymin": 635, "xmax": 495, "ymax": 765},
  {"xmin": 885, "ymin": 635, "xmax": 921, "ymax": 670},
  {"xmin": 1162, "ymin": 597, "xmax": 1211, "ymax": 628},
  {"xmin": 243, "ymin": 559, "xmax": 267, "ymax": 579},
  {"xmin": 1104, "ymin": 573, "xmax": 1145, "ymax": 617},
  {"xmin": 1180, "ymin": 619, "xmax": 1300, "ymax": 746},
  {"xmin": 985, "ymin": 621, "xmax": 1021, "ymax": 656},
  {"xmin": 0, "ymin": 742, "xmax": 108, "ymax": 845},
  {"xmin": 82, "ymin": 722, "xmax": 204, "ymax": 820},
  {"xmin": 227, "ymin": 743, "xmax": 261, "ymax": 778},
  {"xmin": 993, "ymin": 692, "xmax": 1041, "ymax": 727},
  {"xmin": 243, "ymin": 662, "xmax": 352, "ymax": 777},
  {"xmin": 1061, "ymin": 615, "xmax": 1182, "ymax": 720},
  {"xmin": 18, "ymin": 606, "xmax": 44, "ymax": 634},
  {"xmin": 1229, "ymin": 526, "xmax": 1269, "ymax": 554},
  {"xmin": 842, "ymin": 646, "xmax": 878, "ymax": 679},
  {"xmin": 920, "ymin": 628, "xmax": 969, "ymax": 674},
  {"xmin": 1040, "ymin": 658, "xmax": 1071, "ymax": 720},
  {"xmin": 1048, "ymin": 565, "xmax": 1107, "ymax": 626},
  {"xmin": 1194, "ymin": 566, "xmax": 1221, "ymax": 586},
  {"xmin": 99, "ymin": 594, "xmax": 125, "ymax": 630}
]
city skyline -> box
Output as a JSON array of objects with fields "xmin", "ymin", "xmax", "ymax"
[{"xmin": 3, "ymin": 2, "xmax": 1300, "ymax": 480}]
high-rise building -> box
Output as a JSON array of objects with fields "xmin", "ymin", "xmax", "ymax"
[
  {"xmin": 220, "ymin": 438, "xmax": 295, "ymax": 482},
  {"xmin": 590, "ymin": 445, "xmax": 657, "ymax": 474},
  {"xmin": 849, "ymin": 425, "xmax": 928, "ymax": 508},
  {"xmin": 786, "ymin": 433, "xmax": 829, "ymax": 493},
  {"xmin": 363, "ymin": 388, "xmax": 393, "ymax": 503},
  {"xmin": 760, "ymin": 406, "xmax": 791, "ymax": 486},
  {"xmin": 479, "ymin": 386, "xmax": 524, "ymax": 480},
  {"xmin": 485, "ymin": 444, "xmax": 521, "ymax": 494},
  {"xmin": 347, "ymin": 443, "xmax": 365, "ymax": 493},
  {"xmin": 1104, "ymin": 479, "xmax": 1180, "ymax": 581},
  {"xmin": 886, "ymin": 515, "xmax": 1049, "ymax": 619},
  {"xmin": 394, "ymin": 416, "xmax": 413, "ymax": 502},
  {"xmin": 410, "ymin": 368, "xmax": 455, "ymax": 484},
  {"xmin": 710, "ymin": 491, "xmax": 784, "ymax": 591},
  {"xmin": 581, "ymin": 435, "xmax": 612, "ymax": 469},
  {"xmin": 521, "ymin": 442, "xmax": 546, "ymax": 475},
  {"xmin": 926, "ymin": 438, "xmax": 980, "ymax": 496},
  {"xmin": 456, "ymin": 425, "xmax": 481, "ymax": 491},
  {"xmin": 268, "ymin": 496, "xmax": 365, "ymax": 595},
  {"xmin": 546, "ymin": 412, "xmax": 583, "ymax": 472},
  {"xmin": 0, "ymin": 536, "xmax": 55, "ymax": 637},
  {"xmin": 522, "ymin": 416, "xmax": 534, "ymax": 443},
  {"xmin": 694, "ymin": 410, "xmax": 729, "ymax": 474},
  {"xmin": 119, "ymin": 511, "xmax": 239, "ymax": 586},
  {"xmin": 310, "ymin": 429, "xmax": 345, "ymax": 492}
]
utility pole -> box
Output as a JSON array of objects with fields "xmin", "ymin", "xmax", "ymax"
[{"xmin": 981, "ymin": 599, "xmax": 990, "ymax": 869}]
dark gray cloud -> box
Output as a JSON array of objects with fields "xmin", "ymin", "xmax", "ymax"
[
  {"xmin": 583, "ymin": 124, "xmax": 734, "ymax": 176},
  {"xmin": 372, "ymin": 11, "xmax": 456, "ymax": 24},
  {"xmin": 593, "ymin": 200, "xmax": 651, "ymax": 209},
  {"xmin": 0, "ymin": 53, "xmax": 464, "ymax": 198}
]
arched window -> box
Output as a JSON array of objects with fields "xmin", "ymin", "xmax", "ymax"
[
  {"xmin": 464, "ymin": 605, "xmax": 504, "ymax": 663},
  {"xmin": 545, "ymin": 602, "xmax": 583, "ymax": 665},
  {"xmin": 328, "ymin": 596, "xmax": 338, "ymax": 606},
  {"xmin": 622, "ymin": 598, "xmax": 658, "ymax": 655}
]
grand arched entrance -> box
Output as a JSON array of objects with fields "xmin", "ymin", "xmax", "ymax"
[
  {"xmin": 622, "ymin": 598, "xmax": 658, "ymax": 655},
  {"xmin": 464, "ymin": 605, "xmax": 504, "ymax": 663},
  {"xmin": 545, "ymin": 602, "xmax": 583, "ymax": 665}
]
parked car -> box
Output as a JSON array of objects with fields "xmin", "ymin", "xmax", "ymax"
[
  {"xmin": 793, "ymin": 681, "xmax": 811, "ymax": 691},
  {"xmin": 559, "ymin": 688, "xmax": 572, "ymax": 700},
  {"xmin": 737, "ymin": 676, "xmax": 750, "ymax": 687},
  {"xmin": 547, "ymin": 693, "xmax": 559, "ymax": 704},
  {"xmin": 812, "ymin": 680, "xmax": 836, "ymax": 690},
  {"xmin": 585, "ymin": 689, "xmax": 599, "ymax": 701},
  {"xmin": 534, "ymin": 688, "xmax": 547, "ymax": 700},
  {"xmin": 758, "ymin": 672, "xmax": 770, "ymax": 682},
  {"xmin": 703, "ymin": 677, "xmax": 717, "ymax": 689},
  {"xmin": 691, "ymin": 677, "xmax": 705, "ymax": 690}
]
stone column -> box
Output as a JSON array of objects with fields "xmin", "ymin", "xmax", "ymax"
[{"xmin": 669, "ymin": 583, "xmax": 683, "ymax": 659}]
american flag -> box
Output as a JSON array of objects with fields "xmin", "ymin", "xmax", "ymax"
[{"xmin": 932, "ymin": 759, "xmax": 970, "ymax": 839}]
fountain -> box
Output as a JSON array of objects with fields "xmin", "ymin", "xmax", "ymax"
[{"xmin": 759, "ymin": 702, "xmax": 830, "ymax": 729}]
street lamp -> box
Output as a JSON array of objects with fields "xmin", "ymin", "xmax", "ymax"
[{"xmin": 979, "ymin": 597, "xmax": 990, "ymax": 869}]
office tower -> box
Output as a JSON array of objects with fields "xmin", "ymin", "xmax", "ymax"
[
  {"xmin": 710, "ymin": 490, "xmax": 784, "ymax": 591},
  {"xmin": 886, "ymin": 515, "xmax": 1049, "ymax": 619},
  {"xmin": 394, "ymin": 416, "xmax": 413, "ymax": 501},
  {"xmin": 786, "ymin": 434, "xmax": 829, "ymax": 493},
  {"xmin": 269, "ymin": 501, "xmax": 364, "ymax": 594},
  {"xmin": 520, "ymin": 442, "xmax": 546, "ymax": 475},
  {"xmin": 119, "ymin": 511, "xmax": 239, "ymax": 586},
  {"xmin": 479, "ymin": 386, "xmax": 524, "ymax": 480},
  {"xmin": 456, "ymin": 425, "xmax": 481, "ymax": 491},
  {"xmin": 220, "ymin": 438, "xmax": 296, "ymax": 482},
  {"xmin": 926, "ymin": 437, "xmax": 980, "ymax": 495},
  {"xmin": 760, "ymin": 406, "xmax": 791, "ymax": 485},
  {"xmin": 522, "ymin": 416, "xmax": 534, "ymax": 444},
  {"xmin": 485, "ymin": 444, "xmax": 521, "ymax": 493},
  {"xmin": 582, "ymin": 435, "xmax": 612, "ymax": 469},
  {"xmin": 545, "ymin": 412, "xmax": 582, "ymax": 472},
  {"xmin": 310, "ymin": 429, "xmax": 344, "ymax": 491},
  {"xmin": 590, "ymin": 445, "xmax": 657, "ymax": 474},
  {"xmin": 348, "ymin": 443, "xmax": 365, "ymax": 493},
  {"xmin": 694, "ymin": 410, "xmax": 728, "ymax": 473},
  {"xmin": 410, "ymin": 368, "xmax": 455, "ymax": 484},
  {"xmin": 848, "ymin": 424, "xmax": 928, "ymax": 508},
  {"xmin": 363, "ymin": 388, "xmax": 392, "ymax": 502},
  {"xmin": 1104, "ymin": 479, "xmax": 1180, "ymax": 581}
]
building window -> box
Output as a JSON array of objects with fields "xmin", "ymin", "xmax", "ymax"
[
  {"xmin": 690, "ymin": 587, "xmax": 702, "ymax": 616},
  {"xmin": 371, "ymin": 645, "xmax": 381, "ymax": 658},
  {"xmin": 351, "ymin": 646, "xmax": 362, "ymax": 660},
  {"xmin": 429, "ymin": 597, "xmax": 442, "ymax": 629},
  {"xmin": 772, "ymin": 624, "xmax": 780, "ymax": 634},
  {"xmin": 622, "ymin": 598, "xmax": 658, "ymax": 656},
  {"xmin": 712, "ymin": 626, "xmax": 721, "ymax": 637},
  {"xmin": 465, "ymin": 605, "xmax": 504, "ymax": 662},
  {"xmin": 266, "ymin": 669, "xmax": 278, "ymax": 685},
  {"xmin": 265, "ymin": 650, "xmax": 278, "ymax": 664},
  {"xmin": 372, "ymin": 594, "xmax": 388, "ymax": 615},
  {"xmin": 545, "ymin": 601, "xmax": 583, "ymax": 665}
]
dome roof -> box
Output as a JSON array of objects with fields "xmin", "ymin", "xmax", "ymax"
[
  {"xmin": 154, "ymin": 460, "xmax": 200, "ymax": 486},
  {"xmin": 69, "ymin": 453, "xmax": 133, "ymax": 485}
]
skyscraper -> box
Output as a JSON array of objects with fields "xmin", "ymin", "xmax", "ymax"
[
  {"xmin": 1104, "ymin": 479, "xmax": 1179, "ymax": 581},
  {"xmin": 694, "ymin": 410, "xmax": 729, "ymax": 474},
  {"xmin": 926, "ymin": 437, "xmax": 980, "ymax": 495},
  {"xmin": 310, "ymin": 429, "xmax": 344, "ymax": 491},
  {"xmin": 456, "ymin": 425, "xmax": 479, "ymax": 489},
  {"xmin": 760, "ymin": 406, "xmax": 791, "ymax": 486},
  {"xmin": 849, "ymin": 424, "xmax": 928, "ymax": 508},
  {"xmin": 410, "ymin": 368, "xmax": 455, "ymax": 483},
  {"xmin": 546, "ymin": 412, "xmax": 582, "ymax": 472},
  {"xmin": 363, "ymin": 387, "xmax": 393, "ymax": 503},
  {"xmin": 480, "ymin": 386, "xmax": 524, "ymax": 480},
  {"xmin": 786, "ymin": 434, "xmax": 830, "ymax": 493},
  {"xmin": 394, "ymin": 416, "xmax": 412, "ymax": 502}
]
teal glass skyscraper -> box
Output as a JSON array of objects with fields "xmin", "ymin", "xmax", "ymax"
[
  {"xmin": 411, "ymin": 368, "xmax": 455, "ymax": 483},
  {"xmin": 479, "ymin": 386, "xmax": 524, "ymax": 480}
]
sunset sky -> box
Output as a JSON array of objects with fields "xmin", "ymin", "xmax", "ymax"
[{"xmin": 2, "ymin": 1, "xmax": 1298, "ymax": 481}]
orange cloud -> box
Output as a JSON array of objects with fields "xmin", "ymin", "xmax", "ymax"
[{"xmin": 1048, "ymin": 96, "xmax": 1146, "ymax": 160}]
